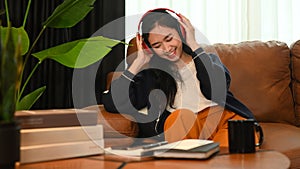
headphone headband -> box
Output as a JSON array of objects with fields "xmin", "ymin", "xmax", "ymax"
[{"xmin": 138, "ymin": 8, "xmax": 181, "ymax": 33}]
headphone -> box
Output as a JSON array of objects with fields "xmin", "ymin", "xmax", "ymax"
[{"xmin": 137, "ymin": 8, "xmax": 186, "ymax": 54}]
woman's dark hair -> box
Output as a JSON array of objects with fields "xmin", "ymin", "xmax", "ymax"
[{"xmin": 140, "ymin": 9, "xmax": 194, "ymax": 109}]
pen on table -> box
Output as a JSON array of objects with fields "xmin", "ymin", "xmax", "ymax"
[
  {"xmin": 142, "ymin": 141, "xmax": 168, "ymax": 149},
  {"xmin": 126, "ymin": 141, "xmax": 168, "ymax": 150}
]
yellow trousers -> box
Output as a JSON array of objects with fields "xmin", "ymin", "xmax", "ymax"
[{"xmin": 164, "ymin": 106, "xmax": 246, "ymax": 147}]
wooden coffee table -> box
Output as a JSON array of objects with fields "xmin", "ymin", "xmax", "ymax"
[
  {"xmin": 16, "ymin": 149, "xmax": 290, "ymax": 169},
  {"xmin": 123, "ymin": 150, "xmax": 290, "ymax": 169}
]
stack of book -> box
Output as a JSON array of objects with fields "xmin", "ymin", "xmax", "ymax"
[
  {"xmin": 105, "ymin": 139, "xmax": 220, "ymax": 159},
  {"xmin": 15, "ymin": 108, "xmax": 104, "ymax": 163}
]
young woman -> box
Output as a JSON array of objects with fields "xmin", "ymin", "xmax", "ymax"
[{"xmin": 102, "ymin": 8, "xmax": 257, "ymax": 146}]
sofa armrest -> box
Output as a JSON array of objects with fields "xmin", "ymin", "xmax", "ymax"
[{"xmin": 83, "ymin": 104, "xmax": 139, "ymax": 138}]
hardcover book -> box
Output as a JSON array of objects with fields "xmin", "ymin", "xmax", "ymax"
[
  {"xmin": 152, "ymin": 141, "xmax": 219, "ymax": 159},
  {"xmin": 20, "ymin": 139, "xmax": 104, "ymax": 163},
  {"xmin": 21, "ymin": 125, "xmax": 103, "ymax": 146},
  {"xmin": 15, "ymin": 108, "xmax": 98, "ymax": 129}
]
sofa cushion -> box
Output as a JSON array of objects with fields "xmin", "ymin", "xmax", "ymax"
[
  {"xmin": 260, "ymin": 122, "xmax": 300, "ymax": 169},
  {"xmin": 208, "ymin": 41, "xmax": 296, "ymax": 125},
  {"xmin": 291, "ymin": 40, "xmax": 300, "ymax": 126},
  {"xmin": 83, "ymin": 105, "xmax": 139, "ymax": 138}
]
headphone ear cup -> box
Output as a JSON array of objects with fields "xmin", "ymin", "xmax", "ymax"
[
  {"xmin": 142, "ymin": 41, "xmax": 153, "ymax": 55},
  {"xmin": 182, "ymin": 25, "xmax": 186, "ymax": 39},
  {"xmin": 179, "ymin": 25, "xmax": 186, "ymax": 40},
  {"xmin": 177, "ymin": 15, "xmax": 186, "ymax": 40}
]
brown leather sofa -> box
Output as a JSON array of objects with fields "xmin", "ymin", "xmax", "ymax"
[{"xmin": 84, "ymin": 39, "xmax": 300, "ymax": 169}]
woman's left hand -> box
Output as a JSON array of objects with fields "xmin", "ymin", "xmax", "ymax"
[{"xmin": 178, "ymin": 14, "xmax": 200, "ymax": 51}]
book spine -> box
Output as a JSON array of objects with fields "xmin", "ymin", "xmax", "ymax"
[
  {"xmin": 21, "ymin": 125, "xmax": 103, "ymax": 146},
  {"xmin": 15, "ymin": 111, "xmax": 98, "ymax": 129},
  {"xmin": 20, "ymin": 139, "xmax": 104, "ymax": 164}
]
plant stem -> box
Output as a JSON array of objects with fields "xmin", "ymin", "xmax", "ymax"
[
  {"xmin": 17, "ymin": 26, "xmax": 46, "ymax": 102},
  {"xmin": 17, "ymin": 61, "xmax": 40, "ymax": 103},
  {"xmin": 22, "ymin": 0, "xmax": 32, "ymax": 27},
  {"xmin": 4, "ymin": 0, "xmax": 10, "ymax": 24}
]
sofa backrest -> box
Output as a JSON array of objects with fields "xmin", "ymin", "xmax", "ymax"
[
  {"xmin": 121, "ymin": 38, "xmax": 299, "ymax": 125},
  {"xmin": 291, "ymin": 40, "xmax": 300, "ymax": 126},
  {"xmin": 208, "ymin": 41, "xmax": 296, "ymax": 125}
]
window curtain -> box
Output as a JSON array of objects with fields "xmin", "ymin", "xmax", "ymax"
[{"xmin": 126, "ymin": 0, "xmax": 300, "ymax": 46}]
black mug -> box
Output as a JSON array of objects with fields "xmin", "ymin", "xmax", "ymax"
[{"xmin": 228, "ymin": 119, "xmax": 264, "ymax": 153}]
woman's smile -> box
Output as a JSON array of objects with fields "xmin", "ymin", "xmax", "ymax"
[{"xmin": 164, "ymin": 48, "xmax": 177, "ymax": 59}]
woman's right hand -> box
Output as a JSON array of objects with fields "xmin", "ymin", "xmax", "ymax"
[{"xmin": 128, "ymin": 34, "xmax": 152, "ymax": 74}]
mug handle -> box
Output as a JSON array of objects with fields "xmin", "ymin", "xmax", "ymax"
[{"xmin": 254, "ymin": 122, "xmax": 264, "ymax": 147}]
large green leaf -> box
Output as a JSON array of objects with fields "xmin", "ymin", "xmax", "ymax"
[
  {"xmin": 0, "ymin": 26, "xmax": 29, "ymax": 55},
  {"xmin": 32, "ymin": 36, "xmax": 121, "ymax": 68},
  {"xmin": 16, "ymin": 86, "xmax": 46, "ymax": 110},
  {"xmin": 43, "ymin": 0, "xmax": 96, "ymax": 28}
]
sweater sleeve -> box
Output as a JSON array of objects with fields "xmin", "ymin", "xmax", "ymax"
[
  {"xmin": 192, "ymin": 47, "xmax": 231, "ymax": 104},
  {"xmin": 101, "ymin": 70, "xmax": 151, "ymax": 115}
]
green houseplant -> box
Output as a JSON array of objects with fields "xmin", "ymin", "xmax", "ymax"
[{"xmin": 0, "ymin": 0, "xmax": 121, "ymax": 167}]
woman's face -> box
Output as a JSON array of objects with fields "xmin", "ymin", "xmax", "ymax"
[{"xmin": 147, "ymin": 25, "xmax": 183, "ymax": 62}]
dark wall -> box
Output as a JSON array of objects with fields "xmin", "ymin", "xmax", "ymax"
[{"xmin": 0, "ymin": 0, "xmax": 125, "ymax": 109}]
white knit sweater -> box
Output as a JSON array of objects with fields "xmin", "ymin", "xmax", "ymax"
[{"xmin": 167, "ymin": 61, "xmax": 217, "ymax": 113}]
